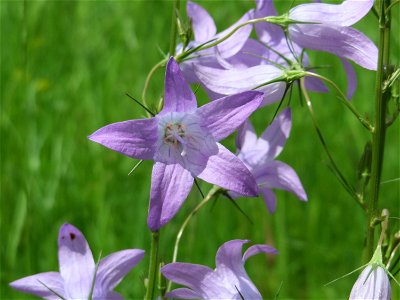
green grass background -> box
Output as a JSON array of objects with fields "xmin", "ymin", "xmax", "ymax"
[{"xmin": 1, "ymin": 0, "xmax": 399, "ymax": 299}]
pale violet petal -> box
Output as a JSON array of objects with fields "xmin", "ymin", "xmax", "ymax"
[
  {"xmin": 340, "ymin": 58, "xmax": 357, "ymax": 99},
  {"xmin": 349, "ymin": 266, "xmax": 391, "ymax": 299},
  {"xmin": 58, "ymin": 224, "xmax": 95, "ymax": 299},
  {"xmin": 197, "ymin": 143, "xmax": 259, "ymax": 197},
  {"xmin": 254, "ymin": 160, "xmax": 308, "ymax": 202},
  {"xmin": 259, "ymin": 107, "xmax": 292, "ymax": 160},
  {"xmin": 215, "ymin": 9, "xmax": 254, "ymax": 58},
  {"xmin": 235, "ymin": 121, "xmax": 257, "ymax": 152},
  {"xmin": 289, "ymin": 24, "xmax": 378, "ymax": 70},
  {"xmin": 215, "ymin": 240, "xmax": 262, "ymax": 300},
  {"xmin": 160, "ymin": 58, "xmax": 197, "ymax": 115},
  {"xmin": 161, "ymin": 263, "xmax": 215, "ymax": 296},
  {"xmin": 259, "ymin": 187, "xmax": 277, "ymax": 213},
  {"xmin": 94, "ymin": 249, "xmax": 145, "ymax": 292},
  {"xmin": 88, "ymin": 118, "xmax": 158, "ymax": 160},
  {"xmin": 148, "ymin": 162, "xmax": 194, "ymax": 231},
  {"xmin": 254, "ymin": 0, "xmax": 285, "ymax": 46},
  {"xmin": 10, "ymin": 272, "xmax": 65, "ymax": 300},
  {"xmin": 187, "ymin": 1, "xmax": 216, "ymax": 43},
  {"xmin": 165, "ymin": 288, "xmax": 200, "ymax": 299},
  {"xmin": 194, "ymin": 64, "xmax": 284, "ymax": 95},
  {"xmin": 243, "ymin": 244, "xmax": 278, "ymax": 262},
  {"xmin": 197, "ymin": 91, "xmax": 263, "ymax": 141},
  {"xmin": 304, "ymin": 76, "xmax": 329, "ymax": 93},
  {"xmin": 289, "ymin": 0, "xmax": 374, "ymax": 26}
]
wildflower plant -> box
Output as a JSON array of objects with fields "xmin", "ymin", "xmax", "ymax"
[
  {"xmin": 10, "ymin": 224, "xmax": 145, "ymax": 299},
  {"xmin": 8, "ymin": 0, "xmax": 400, "ymax": 299}
]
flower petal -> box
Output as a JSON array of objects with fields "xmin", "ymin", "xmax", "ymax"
[
  {"xmin": 289, "ymin": 24, "xmax": 378, "ymax": 70},
  {"xmin": 10, "ymin": 272, "xmax": 65, "ymax": 300},
  {"xmin": 215, "ymin": 240, "xmax": 262, "ymax": 300},
  {"xmin": 254, "ymin": 0, "xmax": 285, "ymax": 45},
  {"xmin": 254, "ymin": 160, "xmax": 307, "ymax": 201},
  {"xmin": 243, "ymin": 244, "xmax": 278, "ymax": 262},
  {"xmin": 197, "ymin": 143, "xmax": 258, "ymax": 196},
  {"xmin": 160, "ymin": 58, "xmax": 197, "ymax": 115},
  {"xmin": 93, "ymin": 291, "xmax": 123, "ymax": 300},
  {"xmin": 235, "ymin": 121, "xmax": 257, "ymax": 152},
  {"xmin": 161, "ymin": 263, "xmax": 215, "ymax": 295},
  {"xmin": 304, "ymin": 76, "xmax": 329, "ymax": 93},
  {"xmin": 165, "ymin": 288, "xmax": 200, "ymax": 299},
  {"xmin": 289, "ymin": 0, "xmax": 374, "ymax": 26},
  {"xmin": 88, "ymin": 118, "xmax": 158, "ymax": 160},
  {"xmin": 225, "ymin": 38, "xmax": 272, "ymax": 69},
  {"xmin": 197, "ymin": 90, "xmax": 263, "ymax": 141},
  {"xmin": 238, "ymin": 108, "xmax": 291, "ymax": 168},
  {"xmin": 340, "ymin": 58, "xmax": 357, "ymax": 99},
  {"xmin": 148, "ymin": 162, "xmax": 194, "ymax": 231},
  {"xmin": 259, "ymin": 107, "xmax": 291, "ymax": 160},
  {"xmin": 187, "ymin": 1, "xmax": 216, "ymax": 43},
  {"xmin": 94, "ymin": 249, "xmax": 145, "ymax": 293},
  {"xmin": 259, "ymin": 187, "xmax": 277, "ymax": 213},
  {"xmin": 349, "ymin": 266, "xmax": 391, "ymax": 300},
  {"xmin": 215, "ymin": 9, "xmax": 254, "ymax": 58},
  {"xmin": 58, "ymin": 223, "xmax": 95, "ymax": 299},
  {"xmin": 194, "ymin": 63, "xmax": 284, "ymax": 95}
]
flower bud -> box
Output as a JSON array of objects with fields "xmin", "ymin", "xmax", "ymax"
[{"xmin": 349, "ymin": 265, "xmax": 390, "ymax": 300}]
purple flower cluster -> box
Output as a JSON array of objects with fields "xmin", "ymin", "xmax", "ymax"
[
  {"xmin": 10, "ymin": 0, "xmax": 385, "ymax": 299},
  {"xmin": 183, "ymin": 0, "xmax": 377, "ymax": 102}
]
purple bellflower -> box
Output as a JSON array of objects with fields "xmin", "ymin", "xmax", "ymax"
[
  {"xmin": 349, "ymin": 246, "xmax": 391, "ymax": 299},
  {"xmin": 349, "ymin": 266, "xmax": 391, "ymax": 300},
  {"xmin": 191, "ymin": 1, "xmax": 332, "ymax": 106},
  {"xmin": 10, "ymin": 223, "xmax": 145, "ymax": 300},
  {"xmin": 88, "ymin": 58, "xmax": 263, "ymax": 231},
  {"xmin": 235, "ymin": 108, "xmax": 307, "ymax": 212},
  {"xmin": 178, "ymin": 1, "xmax": 254, "ymax": 84},
  {"xmin": 162, "ymin": 239, "xmax": 277, "ymax": 299},
  {"xmin": 288, "ymin": 0, "xmax": 378, "ymax": 70}
]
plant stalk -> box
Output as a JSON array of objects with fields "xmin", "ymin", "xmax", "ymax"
[
  {"xmin": 169, "ymin": 0, "xmax": 180, "ymax": 56},
  {"xmin": 145, "ymin": 231, "xmax": 160, "ymax": 300},
  {"xmin": 365, "ymin": 0, "xmax": 391, "ymax": 260}
]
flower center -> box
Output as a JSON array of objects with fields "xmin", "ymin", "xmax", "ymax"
[{"xmin": 163, "ymin": 123, "xmax": 186, "ymax": 146}]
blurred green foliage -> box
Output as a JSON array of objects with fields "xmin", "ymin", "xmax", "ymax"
[{"xmin": 1, "ymin": 0, "xmax": 399, "ymax": 299}]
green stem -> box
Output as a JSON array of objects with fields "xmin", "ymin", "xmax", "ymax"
[
  {"xmin": 365, "ymin": 0, "xmax": 391, "ymax": 261},
  {"xmin": 141, "ymin": 58, "xmax": 168, "ymax": 115},
  {"xmin": 166, "ymin": 185, "xmax": 221, "ymax": 292},
  {"xmin": 168, "ymin": 0, "xmax": 180, "ymax": 56},
  {"xmin": 304, "ymin": 72, "xmax": 373, "ymax": 132},
  {"xmin": 145, "ymin": 231, "xmax": 160, "ymax": 300},
  {"xmin": 175, "ymin": 18, "xmax": 269, "ymax": 62}
]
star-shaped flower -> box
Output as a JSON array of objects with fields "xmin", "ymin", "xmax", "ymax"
[
  {"xmin": 88, "ymin": 58, "xmax": 263, "ymax": 231},
  {"xmin": 235, "ymin": 108, "xmax": 307, "ymax": 212},
  {"xmin": 161, "ymin": 239, "xmax": 277, "ymax": 299},
  {"xmin": 10, "ymin": 223, "xmax": 145, "ymax": 300}
]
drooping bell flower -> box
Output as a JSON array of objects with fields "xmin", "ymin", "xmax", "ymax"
[
  {"xmin": 287, "ymin": 0, "xmax": 378, "ymax": 71},
  {"xmin": 88, "ymin": 58, "xmax": 263, "ymax": 231},
  {"xmin": 10, "ymin": 224, "xmax": 145, "ymax": 300},
  {"xmin": 235, "ymin": 108, "xmax": 307, "ymax": 212},
  {"xmin": 254, "ymin": 0, "xmax": 357, "ymax": 99},
  {"xmin": 349, "ymin": 246, "xmax": 391, "ymax": 299},
  {"xmin": 162, "ymin": 239, "xmax": 277, "ymax": 299}
]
